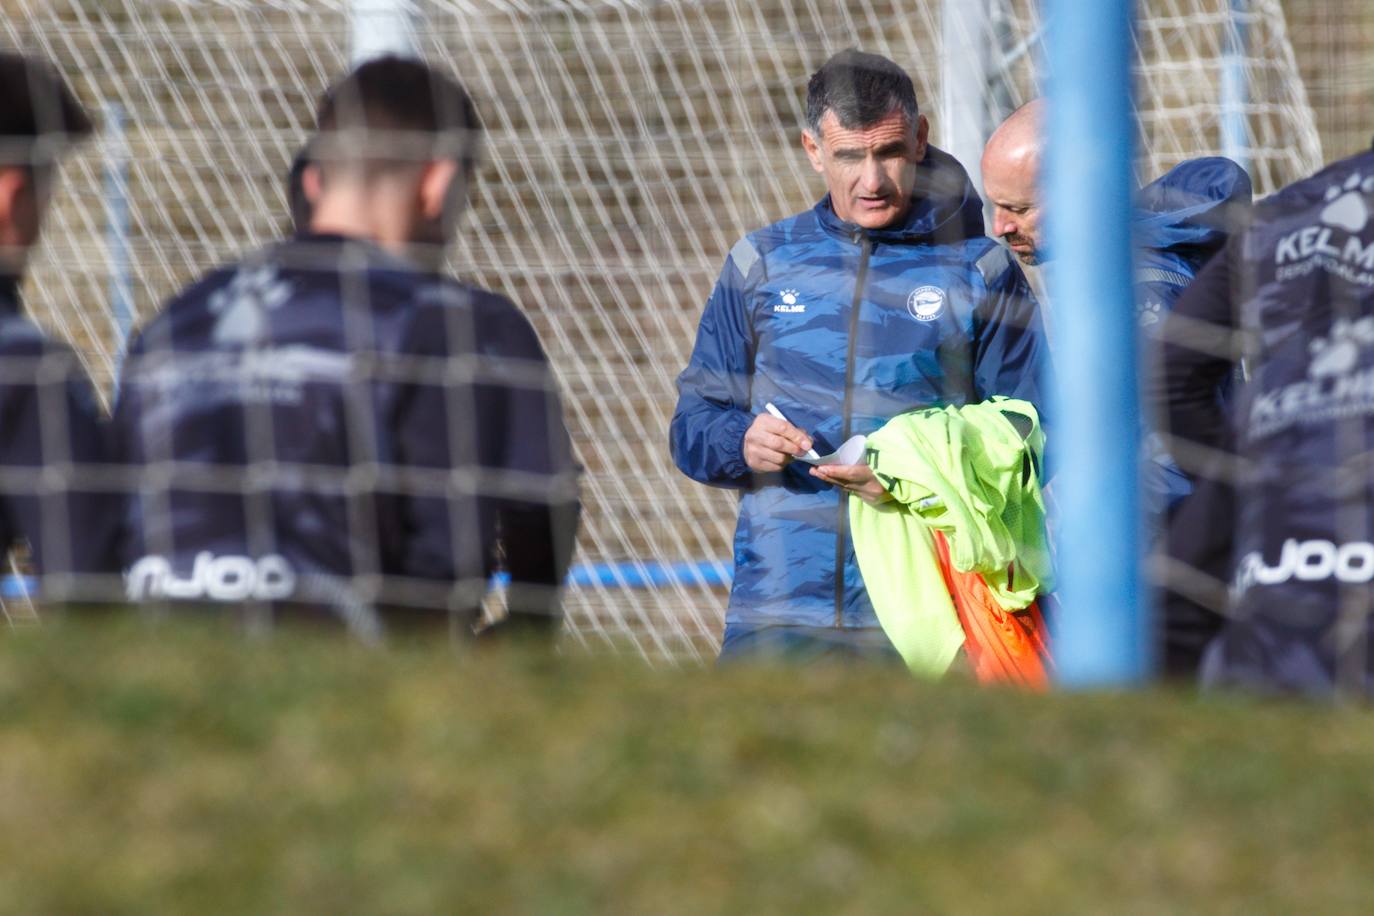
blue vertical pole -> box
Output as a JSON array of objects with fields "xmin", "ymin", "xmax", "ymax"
[
  {"xmin": 1044, "ymin": 0, "xmax": 1146, "ymax": 684},
  {"xmin": 1220, "ymin": 0, "xmax": 1251, "ymax": 177},
  {"xmin": 102, "ymin": 103, "xmax": 134, "ymax": 372}
]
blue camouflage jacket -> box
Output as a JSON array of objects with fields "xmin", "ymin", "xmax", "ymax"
[
  {"xmin": 670, "ymin": 147, "xmax": 1049, "ymax": 632},
  {"xmin": 1134, "ymin": 157, "xmax": 1252, "ymax": 519}
]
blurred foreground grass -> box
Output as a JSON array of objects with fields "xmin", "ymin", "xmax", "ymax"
[{"xmin": 0, "ymin": 619, "xmax": 1372, "ymax": 914}]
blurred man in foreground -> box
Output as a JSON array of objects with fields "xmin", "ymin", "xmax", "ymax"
[
  {"xmin": 114, "ymin": 57, "xmax": 579, "ymax": 640},
  {"xmin": 0, "ymin": 52, "xmax": 114, "ymax": 602},
  {"xmin": 1159, "ymin": 141, "xmax": 1374, "ymax": 696}
]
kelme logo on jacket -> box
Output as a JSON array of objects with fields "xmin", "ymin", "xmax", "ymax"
[
  {"xmin": 772, "ymin": 289, "xmax": 806, "ymax": 314},
  {"xmin": 1248, "ymin": 317, "xmax": 1374, "ymax": 438},
  {"xmin": 209, "ymin": 266, "xmax": 293, "ymax": 345},
  {"xmin": 907, "ymin": 286, "xmax": 945, "ymax": 321},
  {"xmin": 1273, "ymin": 171, "xmax": 1374, "ymax": 287}
]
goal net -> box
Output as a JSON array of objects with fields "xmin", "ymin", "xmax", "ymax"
[{"xmin": 2, "ymin": 0, "xmax": 1325, "ymax": 660}]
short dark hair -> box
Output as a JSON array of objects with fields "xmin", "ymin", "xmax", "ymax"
[
  {"xmin": 805, "ymin": 49, "xmax": 919, "ymax": 134},
  {"xmin": 287, "ymin": 142, "xmax": 314, "ymax": 233},
  {"xmin": 314, "ymin": 55, "xmax": 480, "ymax": 177},
  {"xmin": 0, "ymin": 51, "xmax": 93, "ymax": 167}
]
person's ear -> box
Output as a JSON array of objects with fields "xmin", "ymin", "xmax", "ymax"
[
  {"xmin": 0, "ymin": 167, "xmax": 25, "ymax": 229},
  {"xmin": 418, "ymin": 159, "xmax": 460, "ymax": 223},
  {"xmin": 0, "ymin": 167, "xmax": 33, "ymax": 249},
  {"xmin": 801, "ymin": 129, "xmax": 824, "ymax": 174},
  {"xmin": 913, "ymin": 114, "xmax": 930, "ymax": 163},
  {"xmin": 301, "ymin": 162, "xmax": 322, "ymax": 203}
]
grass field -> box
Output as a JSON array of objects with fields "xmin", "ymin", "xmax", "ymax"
[{"xmin": 1, "ymin": 619, "xmax": 1372, "ymax": 913}]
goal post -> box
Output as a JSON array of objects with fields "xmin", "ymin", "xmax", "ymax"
[{"xmin": 1044, "ymin": 0, "xmax": 1147, "ymax": 685}]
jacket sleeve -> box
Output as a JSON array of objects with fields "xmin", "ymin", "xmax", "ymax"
[
  {"xmin": 0, "ymin": 335, "xmax": 117, "ymax": 588},
  {"xmin": 393, "ymin": 296, "xmax": 580, "ymax": 635},
  {"xmin": 474, "ymin": 300, "xmax": 581, "ymax": 637},
  {"xmin": 1152, "ymin": 240, "xmax": 1239, "ymax": 470},
  {"xmin": 669, "ymin": 239, "xmax": 759, "ymax": 489},
  {"xmin": 969, "ymin": 245, "xmax": 1051, "ymax": 410}
]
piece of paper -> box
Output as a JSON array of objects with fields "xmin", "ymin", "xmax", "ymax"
[{"xmin": 795, "ymin": 434, "xmax": 867, "ymax": 467}]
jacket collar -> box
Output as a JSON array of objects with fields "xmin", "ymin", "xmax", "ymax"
[
  {"xmin": 286, "ymin": 231, "xmax": 430, "ymax": 275},
  {"xmin": 813, "ymin": 144, "xmax": 986, "ymax": 246}
]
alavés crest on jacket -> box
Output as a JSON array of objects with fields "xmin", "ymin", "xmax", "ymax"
[{"xmin": 907, "ymin": 285, "xmax": 946, "ymax": 322}]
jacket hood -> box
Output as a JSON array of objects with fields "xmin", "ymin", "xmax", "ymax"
[
  {"xmin": 1134, "ymin": 157, "xmax": 1252, "ymax": 272},
  {"xmin": 815, "ymin": 144, "xmax": 986, "ymax": 245}
]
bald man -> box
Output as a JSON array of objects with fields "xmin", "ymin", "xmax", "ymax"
[
  {"xmin": 982, "ymin": 100, "xmax": 1255, "ymax": 677},
  {"xmin": 981, "ymin": 99, "xmax": 1045, "ymax": 266}
]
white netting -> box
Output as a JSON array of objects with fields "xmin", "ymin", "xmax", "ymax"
[{"xmin": 1, "ymin": 0, "xmax": 1325, "ymax": 660}]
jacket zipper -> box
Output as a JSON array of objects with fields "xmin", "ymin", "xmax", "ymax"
[{"xmin": 835, "ymin": 232, "xmax": 872, "ymax": 628}]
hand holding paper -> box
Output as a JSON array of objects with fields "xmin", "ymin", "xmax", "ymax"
[
  {"xmin": 743, "ymin": 404, "xmax": 815, "ymax": 472},
  {"xmin": 810, "ymin": 460, "xmax": 891, "ymax": 504},
  {"xmin": 763, "ymin": 402, "xmax": 866, "ymax": 466}
]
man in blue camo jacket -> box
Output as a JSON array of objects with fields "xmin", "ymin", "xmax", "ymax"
[{"xmin": 670, "ymin": 50, "xmax": 1050, "ymax": 662}]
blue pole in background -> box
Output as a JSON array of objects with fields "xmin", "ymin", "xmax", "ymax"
[
  {"xmin": 1044, "ymin": 0, "xmax": 1147, "ymax": 684},
  {"xmin": 1220, "ymin": 0, "xmax": 1251, "ymax": 178},
  {"xmin": 102, "ymin": 103, "xmax": 134, "ymax": 369}
]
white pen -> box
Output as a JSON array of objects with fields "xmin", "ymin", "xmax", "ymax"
[{"xmin": 763, "ymin": 401, "xmax": 820, "ymax": 461}]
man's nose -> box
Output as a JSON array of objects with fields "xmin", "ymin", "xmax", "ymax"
[
  {"xmin": 993, "ymin": 211, "xmax": 1015, "ymax": 237},
  {"xmin": 860, "ymin": 156, "xmax": 887, "ymax": 193}
]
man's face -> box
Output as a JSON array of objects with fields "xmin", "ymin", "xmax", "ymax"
[
  {"xmin": 802, "ymin": 109, "xmax": 928, "ymax": 230},
  {"xmin": 982, "ymin": 154, "xmax": 1044, "ymax": 266}
]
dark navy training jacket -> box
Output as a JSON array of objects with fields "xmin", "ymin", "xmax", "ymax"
[
  {"xmin": 0, "ymin": 275, "xmax": 113, "ymax": 592},
  {"xmin": 671, "ymin": 147, "xmax": 1050, "ymax": 633},
  {"xmin": 1161, "ymin": 145, "xmax": 1374, "ymax": 694},
  {"xmin": 113, "ymin": 234, "xmax": 579, "ymax": 632}
]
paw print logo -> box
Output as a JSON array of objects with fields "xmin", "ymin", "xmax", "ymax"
[
  {"xmin": 1320, "ymin": 172, "xmax": 1374, "ymax": 233},
  {"xmin": 780, "ymin": 289, "xmax": 799, "ymax": 305},
  {"xmin": 1309, "ymin": 316, "xmax": 1374, "ymax": 378},
  {"xmin": 1138, "ymin": 299, "xmax": 1164, "ymax": 328},
  {"xmin": 208, "ymin": 266, "xmax": 292, "ymax": 345}
]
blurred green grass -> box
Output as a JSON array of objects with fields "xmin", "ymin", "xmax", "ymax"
[{"xmin": 0, "ymin": 619, "xmax": 1371, "ymax": 914}]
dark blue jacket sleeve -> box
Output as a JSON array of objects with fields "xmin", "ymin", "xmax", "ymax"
[
  {"xmin": 0, "ymin": 334, "xmax": 116, "ymax": 586},
  {"xmin": 473, "ymin": 299, "xmax": 580, "ymax": 633},
  {"xmin": 393, "ymin": 296, "xmax": 579, "ymax": 633},
  {"xmin": 669, "ymin": 244, "xmax": 758, "ymax": 489},
  {"xmin": 1155, "ymin": 243, "xmax": 1238, "ymax": 463},
  {"xmin": 970, "ymin": 247, "xmax": 1051, "ymax": 412}
]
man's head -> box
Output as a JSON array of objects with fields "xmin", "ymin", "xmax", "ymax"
[
  {"xmin": 801, "ymin": 49, "xmax": 929, "ymax": 231},
  {"xmin": 0, "ymin": 52, "xmax": 92, "ymax": 277},
  {"xmin": 310, "ymin": 56, "xmax": 480, "ymax": 260},
  {"xmin": 981, "ymin": 99, "xmax": 1045, "ymax": 266}
]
